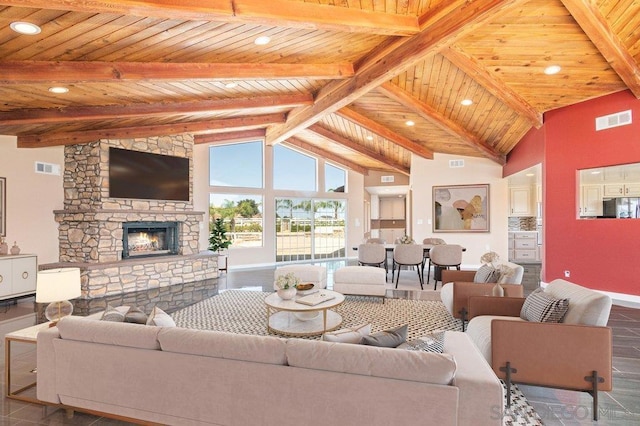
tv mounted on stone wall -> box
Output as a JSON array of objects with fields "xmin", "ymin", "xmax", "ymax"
[{"xmin": 108, "ymin": 147, "xmax": 190, "ymax": 201}]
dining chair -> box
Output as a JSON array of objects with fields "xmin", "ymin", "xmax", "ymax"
[
  {"xmin": 428, "ymin": 244, "xmax": 463, "ymax": 290},
  {"xmin": 357, "ymin": 243, "xmax": 388, "ymax": 280},
  {"xmin": 422, "ymin": 238, "xmax": 446, "ymax": 278},
  {"xmin": 392, "ymin": 244, "xmax": 425, "ymax": 290},
  {"xmin": 365, "ymin": 238, "xmax": 386, "ymax": 244}
]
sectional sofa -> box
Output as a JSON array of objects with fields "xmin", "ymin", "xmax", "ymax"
[{"xmin": 37, "ymin": 316, "xmax": 504, "ymax": 425}]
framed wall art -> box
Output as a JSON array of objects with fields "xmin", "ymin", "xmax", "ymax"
[
  {"xmin": 433, "ymin": 184, "xmax": 489, "ymax": 232},
  {"xmin": 0, "ymin": 177, "xmax": 5, "ymax": 237}
]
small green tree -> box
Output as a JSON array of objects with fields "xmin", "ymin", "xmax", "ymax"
[{"xmin": 208, "ymin": 218, "xmax": 232, "ymax": 252}]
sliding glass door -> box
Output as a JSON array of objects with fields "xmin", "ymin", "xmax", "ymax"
[{"xmin": 275, "ymin": 198, "xmax": 346, "ymax": 262}]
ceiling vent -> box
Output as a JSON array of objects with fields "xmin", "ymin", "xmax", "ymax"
[
  {"xmin": 380, "ymin": 175, "xmax": 395, "ymax": 183},
  {"xmin": 449, "ymin": 159, "xmax": 465, "ymax": 168},
  {"xmin": 595, "ymin": 110, "xmax": 632, "ymax": 131},
  {"xmin": 35, "ymin": 161, "xmax": 61, "ymax": 175}
]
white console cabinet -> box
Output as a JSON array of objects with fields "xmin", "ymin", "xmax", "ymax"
[{"xmin": 0, "ymin": 255, "xmax": 37, "ymax": 300}]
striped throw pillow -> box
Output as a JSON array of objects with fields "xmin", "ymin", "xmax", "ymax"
[
  {"xmin": 520, "ymin": 288, "xmax": 570, "ymax": 323},
  {"xmin": 474, "ymin": 264, "xmax": 500, "ymax": 283}
]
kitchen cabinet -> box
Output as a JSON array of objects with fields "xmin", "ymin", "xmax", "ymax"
[
  {"xmin": 0, "ymin": 255, "xmax": 37, "ymax": 300},
  {"xmin": 379, "ymin": 197, "xmax": 405, "ymax": 219},
  {"xmin": 579, "ymin": 184, "xmax": 603, "ymax": 217},
  {"xmin": 509, "ymin": 232, "xmax": 539, "ymax": 262},
  {"xmin": 380, "ymin": 229, "xmax": 406, "ymax": 244},
  {"xmin": 605, "ymin": 183, "xmax": 640, "ymax": 197},
  {"xmin": 509, "ymin": 186, "xmax": 533, "ymax": 216}
]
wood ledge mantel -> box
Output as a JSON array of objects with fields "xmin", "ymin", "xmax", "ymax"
[
  {"xmin": 39, "ymin": 252, "xmax": 220, "ymax": 271},
  {"xmin": 53, "ymin": 209, "xmax": 206, "ymax": 216}
]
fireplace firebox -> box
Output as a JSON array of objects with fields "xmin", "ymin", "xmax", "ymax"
[{"xmin": 122, "ymin": 221, "xmax": 179, "ymax": 259}]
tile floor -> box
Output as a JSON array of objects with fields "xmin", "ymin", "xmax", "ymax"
[{"xmin": 0, "ymin": 260, "xmax": 638, "ymax": 425}]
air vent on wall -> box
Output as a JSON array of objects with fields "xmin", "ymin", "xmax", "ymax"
[
  {"xmin": 381, "ymin": 175, "xmax": 395, "ymax": 183},
  {"xmin": 449, "ymin": 159, "xmax": 465, "ymax": 168},
  {"xmin": 35, "ymin": 161, "xmax": 61, "ymax": 175},
  {"xmin": 595, "ymin": 110, "xmax": 632, "ymax": 131}
]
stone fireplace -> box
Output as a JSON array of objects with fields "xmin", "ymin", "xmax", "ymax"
[{"xmin": 45, "ymin": 135, "xmax": 218, "ymax": 298}]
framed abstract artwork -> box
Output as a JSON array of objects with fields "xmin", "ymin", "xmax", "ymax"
[{"xmin": 433, "ymin": 184, "xmax": 489, "ymax": 232}]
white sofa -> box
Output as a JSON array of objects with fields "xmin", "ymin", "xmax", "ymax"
[{"xmin": 37, "ymin": 316, "xmax": 504, "ymax": 425}]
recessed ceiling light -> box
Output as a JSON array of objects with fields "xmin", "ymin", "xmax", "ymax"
[
  {"xmin": 366, "ymin": 135, "xmax": 373, "ymax": 141},
  {"xmin": 526, "ymin": 173, "xmax": 535, "ymax": 177},
  {"xmin": 405, "ymin": 120, "xmax": 415, "ymax": 126},
  {"xmin": 591, "ymin": 171, "xmax": 601, "ymax": 175},
  {"xmin": 544, "ymin": 65, "xmax": 562, "ymax": 75},
  {"xmin": 224, "ymin": 82, "xmax": 238, "ymax": 89},
  {"xmin": 254, "ymin": 36, "xmax": 271, "ymax": 45},
  {"xmin": 461, "ymin": 99, "xmax": 473, "ymax": 106},
  {"xmin": 10, "ymin": 21, "xmax": 41, "ymax": 35},
  {"xmin": 48, "ymin": 86, "xmax": 69, "ymax": 94}
]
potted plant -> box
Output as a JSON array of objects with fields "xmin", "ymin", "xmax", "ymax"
[
  {"xmin": 275, "ymin": 272, "xmax": 300, "ymax": 300},
  {"xmin": 209, "ymin": 218, "xmax": 232, "ymax": 272}
]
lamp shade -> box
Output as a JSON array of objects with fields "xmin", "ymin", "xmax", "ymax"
[{"xmin": 36, "ymin": 267, "xmax": 81, "ymax": 303}]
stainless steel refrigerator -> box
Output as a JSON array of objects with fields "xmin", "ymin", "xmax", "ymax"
[{"xmin": 602, "ymin": 198, "xmax": 640, "ymax": 218}]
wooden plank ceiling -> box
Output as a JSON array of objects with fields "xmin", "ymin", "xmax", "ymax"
[{"xmin": 1, "ymin": 0, "xmax": 639, "ymax": 175}]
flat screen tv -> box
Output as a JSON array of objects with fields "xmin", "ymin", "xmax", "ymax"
[{"xmin": 108, "ymin": 147, "xmax": 190, "ymax": 201}]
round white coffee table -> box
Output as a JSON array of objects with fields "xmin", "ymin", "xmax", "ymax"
[{"xmin": 265, "ymin": 289, "xmax": 345, "ymax": 336}]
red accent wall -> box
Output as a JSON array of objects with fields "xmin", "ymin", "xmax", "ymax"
[
  {"xmin": 543, "ymin": 90, "xmax": 640, "ymax": 294},
  {"xmin": 503, "ymin": 126, "xmax": 545, "ymax": 178}
]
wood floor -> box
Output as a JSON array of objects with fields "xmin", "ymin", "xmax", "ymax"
[{"xmin": 0, "ymin": 260, "xmax": 638, "ymax": 425}]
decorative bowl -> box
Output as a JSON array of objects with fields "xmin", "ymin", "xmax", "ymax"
[
  {"xmin": 294, "ymin": 311, "xmax": 320, "ymax": 321},
  {"xmin": 296, "ymin": 283, "xmax": 314, "ymax": 291}
]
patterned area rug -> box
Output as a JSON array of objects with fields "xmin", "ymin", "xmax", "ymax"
[{"xmin": 172, "ymin": 290, "xmax": 543, "ymax": 425}]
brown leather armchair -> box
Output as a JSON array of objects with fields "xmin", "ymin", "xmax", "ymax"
[
  {"xmin": 465, "ymin": 279, "xmax": 613, "ymax": 421},
  {"xmin": 440, "ymin": 267, "xmax": 524, "ymax": 330}
]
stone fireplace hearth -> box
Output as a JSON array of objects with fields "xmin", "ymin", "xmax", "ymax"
[{"xmin": 43, "ymin": 135, "xmax": 218, "ymax": 298}]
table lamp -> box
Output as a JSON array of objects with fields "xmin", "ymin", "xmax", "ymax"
[{"xmin": 36, "ymin": 267, "xmax": 81, "ymax": 324}]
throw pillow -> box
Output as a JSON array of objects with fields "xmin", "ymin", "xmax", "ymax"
[
  {"xmin": 398, "ymin": 331, "xmax": 445, "ymax": 353},
  {"xmin": 474, "ymin": 264, "xmax": 500, "ymax": 283},
  {"xmin": 101, "ymin": 304, "xmax": 126, "ymax": 322},
  {"xmin": 520, "ymin": 289, "xmax": 570, "ymax": 323},
  {"xmin": 124, "ymin": 306, "xmax": 148, "ymax": 324},
  {"xmin": 361, "ymin": 324, "xmax": 408, "ymax": 348},
  {"xmin": 322, "ymin": 323, "xmax": 371, "ymax": 344},
  {"xmin": 146, "ymin": 306, "xmax": 176, "ymax": 327}
]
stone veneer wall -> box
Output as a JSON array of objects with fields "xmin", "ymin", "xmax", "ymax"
[{"xmin": 50, "ymin": 135, "xmax": 218, "ymax": 297}]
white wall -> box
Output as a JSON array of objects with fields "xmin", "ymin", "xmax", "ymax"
[
  {"xmin": 0, "ymin": 136, "xmax": 64, "ymax": 264},
  {"xmin": 410, "ymin": 153, "xmax": 509, "ymax": 269}
]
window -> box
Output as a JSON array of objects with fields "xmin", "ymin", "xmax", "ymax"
[
  {"xmin": 273, "ymin": 145, "xmax": 316, "ymax": 191},
  {"xmin": 210, "ymin": 194, "xmax": 263, "ymax": 248},
  {"xmin": 325, "ymin": 163, "xmax": 346, "ymax": 192},
  {"xmin": 210, "ymin": 141, "xmax": 263, "ymax": 188},
  {"xmin": 275, "ymin": 198, "xmax": 345, "ymax": 261}
]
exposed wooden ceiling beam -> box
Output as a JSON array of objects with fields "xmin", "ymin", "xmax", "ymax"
[
  {"xmin": 560, "ymin": 0, "xmax": 640, "ymax": 98},
  {"xmin": 307, "ymin": 124, "xmax": 410, "ymax": 175},
  {"xmin": 284, "ymin": 137, "xmax": 368, "ymax": 176},
  {"xmin": 0, "ymin": 61, "xmax": 354, "ymax": 84},
  {"xmin": 442, "ymin": 46, "xmax": 543, "ymax": 128},
  {"xmin": 17, "ymin": 114, "xmax": 285, "ymax": 148},
  {"xmin": 377, "ymin": 82, "xmax": 506, "ymax": 165},
  {"xmin": 0, "ymin": 94, "xmax": 312, "ymax": 126},
  {"xmin": 335, "ymin": 108, "xmax": 434, "ymax": 160},
  {"xmin": 266, "ymin": 0, "xmax": 522, "ymax": 146},
  {"xmin": 0, "ymin": 0, "xmax": 419, "ymax": 36},
  {"xmin": 195, "ymin": 129, "xmax": 266, "ymax": 145}
]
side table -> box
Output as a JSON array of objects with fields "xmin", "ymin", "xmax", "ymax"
[{"xmin": 5, "ymin": 321, "xmax": 52, "ymax": 403}]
